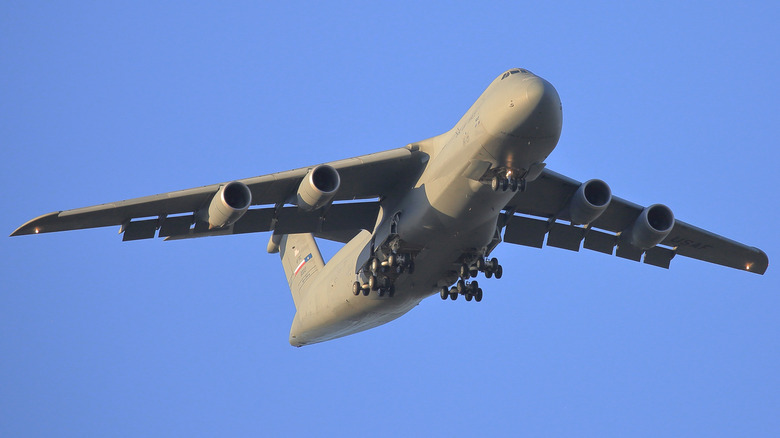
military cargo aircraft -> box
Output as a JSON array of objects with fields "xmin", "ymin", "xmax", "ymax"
[{"xmin": 12, "ymin": 68, "xmax": 769, "ymax": 346}]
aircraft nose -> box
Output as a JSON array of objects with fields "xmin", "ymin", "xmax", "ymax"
[{"xmin": 515, "ymin": 75, "xmax": 563, "ymax": 141}]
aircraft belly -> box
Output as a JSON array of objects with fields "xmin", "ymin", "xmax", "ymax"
[{"xmin": 289, "ymin": 286, "xmax": 420, "ymax": 346}]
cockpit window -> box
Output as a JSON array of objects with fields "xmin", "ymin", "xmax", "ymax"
[{"xmin": 501, "ymin": 69, "xmax": 526, "ymax": 80}]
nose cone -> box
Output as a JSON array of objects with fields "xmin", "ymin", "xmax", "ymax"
[
  {"xmin": 482, "ymin": 74, "xmax": 563, "ymax": 145},
  {"xmin": 513, "ymin": 75, "xmax": 563, "ymax": 142}
]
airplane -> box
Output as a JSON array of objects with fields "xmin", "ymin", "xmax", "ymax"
[{"xmin": 11, "ymin": 68, "xmax": 769, "ymax": 347}]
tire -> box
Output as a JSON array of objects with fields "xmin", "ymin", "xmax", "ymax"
[
  {"xmin": 495, "ymin": 265, "xmax": 503, "ymax": 279},
  {"xmin": 440, "ymin": 287, "xmax": 449, "ymax": 300},
  {"xmin": 369, "ymin": 275, "xmax": 377, "ymax": 291},
  {"xmin": 475, "ymin": 288, "xmax": 483, "ymax": 302},
  {"xmin": 450, "ymin": 292, "xmax": 458, "ymax": 301},
  {"xmin": 352, "ymin": 281, "xmax": 361, "ymax": 296},
  {"xmin": 465, "ymin": 293, "xmax": 473, "ymax": 302}
]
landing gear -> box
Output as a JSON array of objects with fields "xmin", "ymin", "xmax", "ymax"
[
  {"xmin": 440, "ymin": 255, "xmax": 503, "ymax": 303},
  {"xmin": 490, "ymin": 171, "xmax": 526, "ymax": 193},
  {"xmin": 354, "ymin": 251, "xmax": 415, "ymax": 298},
  {"xmin": 444, "ymin": 280, "xmax": 482, "ymax": 303}
]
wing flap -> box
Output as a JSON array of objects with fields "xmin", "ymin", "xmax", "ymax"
[{"xmin": 163, "ymin": 202, "xmax": 380, "ymax": 241}]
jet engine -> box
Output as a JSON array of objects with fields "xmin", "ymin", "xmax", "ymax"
[
  {"xmin": 297, "ymin": 164, "xmax": 340, "ymax": 211},
  {"xmin": 626, "ymin": 204, "xmax": 675, "ymax": 249},
  {"xmin": 201, "ymin": 181, "xmax": 252, "ymax": 229},
  {"xmin": 569, "ymin": 179, "xmax": 612, "ymax": 225}
]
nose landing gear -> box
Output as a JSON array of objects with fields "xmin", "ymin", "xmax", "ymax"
[{"xmin": 490, "ymin": 174, "xmax": 526, "ymax": 193}]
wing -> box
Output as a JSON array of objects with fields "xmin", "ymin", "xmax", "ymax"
[
  {"xmin": 11, "ymin": 146, "xmax": 428, "ymax": 242},
  {"xmin": 502, "ymin": 168, "xmax": 768, "ymax": 274}
]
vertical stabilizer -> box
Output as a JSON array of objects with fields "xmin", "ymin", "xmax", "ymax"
[{"xmin": 278, "ymin": 233, "xmax": 325, "ymax": 309}]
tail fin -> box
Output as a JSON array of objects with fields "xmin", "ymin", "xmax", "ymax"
[{"xmin": 277, "ymin": 233, "xmax": 325, "ymax": 309}]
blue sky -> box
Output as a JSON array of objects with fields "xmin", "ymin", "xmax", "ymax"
[{"xmin": 2, "ymin": 2, "xmax": 778, "ymax": 436}]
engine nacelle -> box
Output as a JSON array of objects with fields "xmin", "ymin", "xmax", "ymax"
[
  {"xmin": 627, "ymin": 204, "xmax": 675, "ymax": 249},
  {"xmin": 202, "ymin": 181, "xmax": 252, "ymax": 229},
  {"xmin": 297, "ymin": 164, "xmax": 340, "ymax": 211},
  {"xmin": 569, "ymin": 179, "xmax": 612, "ymax": 225}
]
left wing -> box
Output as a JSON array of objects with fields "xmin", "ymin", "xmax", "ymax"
[
  {"xmin": 11, "ymin": 146, "xmax": 427, "ymax": 242},
  {"xmin": 503, "ymin": 168, "xmax": 768, "ymax": 274}
]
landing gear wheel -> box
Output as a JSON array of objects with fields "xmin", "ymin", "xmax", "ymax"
[
  {"xmin": 491, "ymin": 176, "xmax": 500, "ymax": 191},
  {"xmin": 387, "ymin": 253, "xmax": 396, "ymax": 268},
  {"xmin": 489, "ymin": 257, "xmax": 499, "ymax": 271},
  {"xmin": 500, "ymin": 178, "xmax": 509, "ymax": 191},
  {"xmin": 509, "ymin": 178, "xmax": 518, "ymax": 192},
  {"xmin": 460, "ymin": 263, "xmax": 470, "ymax": 279},
  {"xmin": 369, "ymin": 275, "xmax": 377, "ymax": 291},
  {"xmin": 352, "ymin": 281, "xmax": 361, "ymax": 296},
  {"xmin": 456, "ymin": 279, "xmax": 466, "ymax": 294},
  {"xmin": 470, "ymin": 280, "xmax": 479, "ymax": 292},
  {"xmin": 362, "ymin": 287, "xmax": 370, "ymax": 296},
  {"xmin": 485, "ymin": 270, "xmax": 493, "ymax": 279},
  {"xmin": 475, "ymin": 288, "xmax": 483, "ymax": 302},
  {"xmin": 449, "ymin": 291, "xmax": 458, "ymax": 300},
  {"xmin": 371, "ymin": 257, "xmax": 380, "ymax": 273},
  {"xmin": 465, "ymin": 293, "xmax": 473, "ymax": 302},
  {"xmin": 476, "ymin": 258, "xmax": 485, "ymax": 271},
  {"xmin": 494, "ymin": 265, "xmax": 503, "ymax": 279},
  {"xmin": 440, "ymin": 287, "xmax": 449, "ymax": 300},
  {"xmin": 378, "ymin": 288, "xmax": 385, "ymax": 297}
]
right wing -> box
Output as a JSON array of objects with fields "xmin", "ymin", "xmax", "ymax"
[
  {"xmin": 502, "ymin": 168, "xmax": 768, "ymax": 274},
  {"xmin": 11, "ymin": 146, "xmax": 428, "ymax": 242}
]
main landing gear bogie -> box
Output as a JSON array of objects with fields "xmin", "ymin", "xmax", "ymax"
[
  {"xmin": 353, "ymin": 251, "xmax": 414, "ymax": 298},
  {"xmin": 441, "ymin": 256, "xmax": 502, "ymax": 303},
  {"xmin": 440, "ymin": 280, "xmax": 483, "ymax": 302},
  {"xmin": 458, "ymin": 257, "xmax": 502, "ymax": 281}
]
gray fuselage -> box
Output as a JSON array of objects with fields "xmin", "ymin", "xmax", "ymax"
[{"xmin": 289, "ymin": 69, "xmax": 563, "ymax": 346}]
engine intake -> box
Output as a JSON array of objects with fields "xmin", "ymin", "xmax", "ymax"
[
  {"xmin": 202, "ymin": 181, "xmax": 252, "ymax": 229},
  {"xmin": 627, "ymin": 204, "xmax": 675, "ymax": 249},
  {"xmin": 297, "ymin": 165, "xmax": 340, "ymax": 211},
  {"xmin": 569, "ymin": 179, "xmax": 612, "ymax": 225}
]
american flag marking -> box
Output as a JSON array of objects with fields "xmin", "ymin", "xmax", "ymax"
[{"xmin": 294, "ymin": 253, "xmax": 313, "ymax": 276}]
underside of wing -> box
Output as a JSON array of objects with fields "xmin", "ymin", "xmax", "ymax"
[
  {"xmin": 11, "ymin": 146, "xmax": 428, "ymax": 241},
  {"xmin": 502, "ymin": 168, "xmax": 768, "ymax": 274}
]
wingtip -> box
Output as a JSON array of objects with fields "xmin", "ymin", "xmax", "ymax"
[
  {"xmin": 10, "ymin": 212, "xmax": 62, "ymax": 237},
  {"xmin": 752, "ymin": 248, "xmax": 769, "ymax": 275}
]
